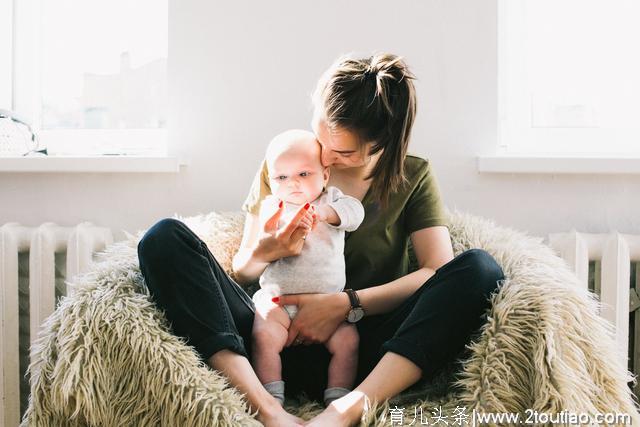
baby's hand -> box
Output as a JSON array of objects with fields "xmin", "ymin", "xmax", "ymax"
[{"xmin": 314, "ymin": 205, "xmax": 340, "ymax": 226}]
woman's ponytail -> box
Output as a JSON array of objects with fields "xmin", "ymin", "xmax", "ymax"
[{"xmin": 313, "ymin": 53, "xmax": 417, "ymax": 207}]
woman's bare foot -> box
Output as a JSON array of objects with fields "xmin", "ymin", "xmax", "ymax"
[
  {"xmin": 304, "ymin": 391, "xmax": 368, "ymax": 427},
  {"xmin": 304, "ymin": 404, "xmax": 350, "ymax": 427},
  {"xmin": 257, "ymin": 402, "xmax": 306, "ymax": 427}
]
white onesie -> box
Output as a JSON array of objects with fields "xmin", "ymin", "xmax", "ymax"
[{"xmin": 253, "ymin": 186, "xmax": 365, "ymax": 318}]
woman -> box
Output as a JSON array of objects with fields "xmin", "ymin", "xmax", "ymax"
[{"xmin": 137, "ymin": 53, "xmax": 504, "ymax": 427}]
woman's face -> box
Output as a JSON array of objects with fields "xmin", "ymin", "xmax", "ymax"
[{"xmin": 311, "ymin": 112, "xmax": 369, "ymax": 169}]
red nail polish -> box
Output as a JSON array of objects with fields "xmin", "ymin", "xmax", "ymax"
[
  {"xmin": 304, "ymin": 202, "xmax": 310, "ymax": 210},
  {"xmin": 278, "ymin": 200, "xmax": 283, "ymax": 208},
  {"xmin": 271, "ymin": 297, "xmax": 280, "ymax": 303}
]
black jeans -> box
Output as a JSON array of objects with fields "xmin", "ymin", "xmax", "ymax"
[{"xmin": 137, "ymin": 218, "xmax": 504, "ymax": 402}]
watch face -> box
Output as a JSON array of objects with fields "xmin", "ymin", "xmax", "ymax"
[{"xmin": 347, "ymin": 307, "xmax": 364, "ymax": 323}]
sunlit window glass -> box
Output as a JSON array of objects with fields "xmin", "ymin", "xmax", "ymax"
[{"xmin": 40, "ymin": 0, "xmax": 167, "ymax": 130}]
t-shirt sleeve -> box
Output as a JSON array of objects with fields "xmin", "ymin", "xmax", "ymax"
[
  {"xmin": 404, "ymin": 160, "xmax": 448, "ymax": 234},
  {"xmin": 241, "ymin": 159, "xmax": 272, "ymax": 216}
]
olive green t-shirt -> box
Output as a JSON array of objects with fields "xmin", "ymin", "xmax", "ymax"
[{"xmin": 241, "ymin": 154, "xmax": 447, "ymax": 291}]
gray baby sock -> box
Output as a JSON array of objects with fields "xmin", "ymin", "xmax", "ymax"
[
  {"xmin": 324, "ymin": 387, "xmax": 351, "ymax": 406},
  {"xmin": 263, "ymin": 380, "xmax": 285, "ymax": 406}
]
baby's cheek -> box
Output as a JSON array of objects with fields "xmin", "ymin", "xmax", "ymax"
[{"xmin": 307, "ymin": 180, "xmax": 324, "ymax": 197}]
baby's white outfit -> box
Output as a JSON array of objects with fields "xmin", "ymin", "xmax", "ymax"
[
  {"xmin": 253, "ymin": 186, "xmax": 365, "ymax": 318},
  {"xmin": 255, "ymin": 186, "xmax": 364, "ymax": 406}
]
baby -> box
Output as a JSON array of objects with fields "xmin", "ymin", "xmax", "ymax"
[{"xmin": 251, "ymin": 129, "xmax": 365, "ymax": 407}]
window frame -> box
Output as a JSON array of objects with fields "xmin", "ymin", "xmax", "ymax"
[
  {"xmin": 497, "ymin": 0, "xmax": 640, "ymax": 157},
  {"xmin": 8, "ymin": 0, "xmax": 168, "ymax": 157},
  {"xmin": 0, "ymin": 0, "xmax": 12, "ymax": 110}
]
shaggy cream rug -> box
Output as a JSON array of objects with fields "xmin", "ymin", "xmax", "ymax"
[{"xmin": 21, "ymin": 210, "xmax": 640, "ymax": 426}]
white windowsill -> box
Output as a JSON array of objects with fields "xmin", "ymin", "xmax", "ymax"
[
  {"xmin": 0, "ymin": 155, "xmax": 187, "ymax": 173},
  {"xmin": 477, "ymin": 155, "xmax": 640, "ymax": 174}
]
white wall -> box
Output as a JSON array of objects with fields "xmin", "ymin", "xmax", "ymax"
[{"xmin": 2, "ymin": 0, "xmax": 639, "ymax": 241}]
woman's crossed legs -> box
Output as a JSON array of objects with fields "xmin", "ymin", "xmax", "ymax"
[{"xmin": 138, "ymin": 219, "xmax": 504, "ymax": 426}]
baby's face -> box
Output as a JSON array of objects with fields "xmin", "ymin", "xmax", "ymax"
[{"xmin": 268, "ymin": 142, "xmax": 328, "ymax": 205}]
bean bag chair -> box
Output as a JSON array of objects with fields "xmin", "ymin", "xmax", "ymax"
[{"xmin": 21, "ymin": 211, "xmax": 640, "ymax": 426}]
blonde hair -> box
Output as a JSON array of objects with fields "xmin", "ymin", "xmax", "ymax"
[{"xmin": 313, "ymin": 53, "xmax": 417, "ymax": 206}]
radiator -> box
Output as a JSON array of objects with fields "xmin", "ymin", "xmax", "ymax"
[
  {"xmin": 548, "ymin": 231, "xmax": 640, "ymax": 379},
  {"xmin": 0, "ymin": 222, "xmax": 113, "ymax": 427}
]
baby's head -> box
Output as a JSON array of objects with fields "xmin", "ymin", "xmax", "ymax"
[{"xmin": 265, "ymin": 129, "xmax": 329, "ymax": 205}]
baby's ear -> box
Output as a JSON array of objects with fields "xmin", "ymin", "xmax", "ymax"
[{"xmin": 323, "ymin": 166, "xmax": 330, "ymax": 183}]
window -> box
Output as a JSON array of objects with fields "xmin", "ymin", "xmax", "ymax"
[
  {"xmin": 8, "ymin": 0, "xmax": 167, "ymax": 155},
  {"xmin": 499, "ymin": 0, "xmax": 640, "ymax": 155}
]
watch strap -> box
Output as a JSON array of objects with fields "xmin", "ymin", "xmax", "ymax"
[{"xmin": 344, "ymin": 288, "xmax": 361, "ymax": 309}]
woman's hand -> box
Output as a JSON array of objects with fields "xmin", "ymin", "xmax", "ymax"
[
  {"xmin": 275, "ymin": 292, "xmax": 351, "ymax": 346},
  {"xmin": 232, "ymin": 202, "xmax": 317, "ymax": 284},
  {"xmin": 254, "ymin": 201, "xmax": 317, "ymax": 263}
]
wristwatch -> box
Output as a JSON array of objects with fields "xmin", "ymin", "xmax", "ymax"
[{"xmin": 343, "ymin": 288, "xmax": 365, "ymax": 323}]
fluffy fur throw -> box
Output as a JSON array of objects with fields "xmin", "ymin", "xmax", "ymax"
[{"xmin": 21, "ymin": 211, "xmax": 640, "ymax": 426}]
